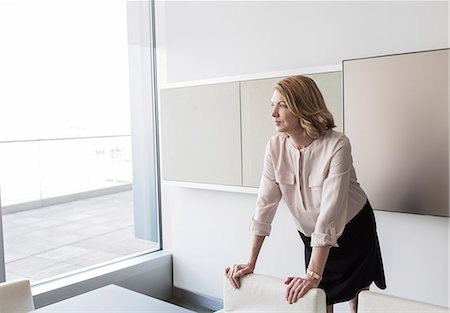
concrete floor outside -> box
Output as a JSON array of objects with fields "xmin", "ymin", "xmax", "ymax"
[{"xmin": 2, "ymin": 190, "xmax": 158, "ymax": 282}]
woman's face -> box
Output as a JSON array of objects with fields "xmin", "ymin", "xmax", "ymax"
[{"xmin": 271, "ymin": 89, "xmax": 301, "ymax": 134}]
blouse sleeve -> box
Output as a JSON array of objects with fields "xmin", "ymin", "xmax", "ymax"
[
  {"xmin": 249, "ymin": 143, "xmax": 282, "ymax": 237},
  {"xmin": 311, "ymin": 137, "xmax": 352, "ymax": 247}
]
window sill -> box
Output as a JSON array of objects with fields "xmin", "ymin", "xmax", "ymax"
[{"xmin": 32, "ymin": 250, "xmax": 171, "ymax": 308}]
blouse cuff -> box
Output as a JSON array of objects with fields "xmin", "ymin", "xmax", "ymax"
[
  {"xmin": 249, "ymin": 218, "xmax": 271, "ymax": 236},
  {"xmin": 311, "ymin": 224, "xmax": 339, "ymax": 247}
]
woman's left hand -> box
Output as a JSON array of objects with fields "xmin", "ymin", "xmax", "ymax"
[{"xmin": 284, "ymin": 276, "xmax": 320, "ymax": 304}]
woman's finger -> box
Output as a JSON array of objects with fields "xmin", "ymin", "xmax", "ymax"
[
  {"xmin": 285, "ymin": 277, "xmax": 297, "ymax": 300},
  {"xmin": 291, "ymin": 289, "xmax": 299, "ymax": 304},
  {"xmin": 297, "ymin": 284, "xmax": 309, "ymax": 300},
  {"xmin": 287, "ymin": 278, "xmax": 306, "ymax": 304},
  {"xmin": 288, "ymin": 285, "xmax": 296, "ymax": 304},
  {"xmin": 226, "ymin": 266, "xmax": 236, "ymax": 287},
  {"xmin": 226, "ymin": 263, "xmax": 255, "ymax": 289},
  {"xmin": 231, "ymin": 265, "xmax": 240, "ymax": 288},
  {"xmin": 287, "ymin": 278, "xmax": 299, "ymax": 303},
  {"xmin": 284, "ymin": 276, "xmax": 293, "ymax": 284}
]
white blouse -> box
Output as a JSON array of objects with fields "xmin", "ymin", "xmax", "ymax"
[{"xmin": 249, "ymin": 129, "xmax": 367, "ymax": 247}]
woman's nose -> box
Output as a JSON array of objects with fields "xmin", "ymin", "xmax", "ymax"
[{"xmin": 272, "ymin": 107, "xmax": 279, "ymax": 118}]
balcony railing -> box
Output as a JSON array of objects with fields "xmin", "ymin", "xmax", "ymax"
[{"xmin": 0, "ymin": 135, "xmax": 132, "ymax": 211}]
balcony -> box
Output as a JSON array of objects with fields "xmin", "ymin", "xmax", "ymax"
[{"xmin": 0, "ymin": 136, "xmax": 158, "ymax": 283}]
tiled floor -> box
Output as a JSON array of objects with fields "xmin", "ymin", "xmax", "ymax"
[{"xmin": 2, "ymin": 191, "xmax": 158, "ymax": 282}]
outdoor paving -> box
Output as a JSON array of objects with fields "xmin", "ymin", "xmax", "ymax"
[{"xmin": 2, "ymin": 190, "xmax": 158, "ymax": 282}]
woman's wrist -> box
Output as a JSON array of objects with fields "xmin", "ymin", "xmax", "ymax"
[{"xmin": 306, "ymin": 269, "xmax": 322, "ymax": 280}]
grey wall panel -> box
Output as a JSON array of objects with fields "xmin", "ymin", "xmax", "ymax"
[
  {"xmin": 343, "ymin": 49, "xmax": 449, "ymax": 217},
  {"xmin": 160, "ymin": 83, "xmax": 241, "ymax": 186},
  {"xmin": 241, "ymin": 72, "xmax": 342, "ymax": 187}
]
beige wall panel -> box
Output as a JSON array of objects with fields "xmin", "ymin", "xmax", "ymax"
[
  {"xmin": 241, "ymin": 72, "xmax": 342, "ymax": 187},
  {"xmin": 310, "ymin": 72, "xmax": 343, "ymax": 132},
  {"xmin": 160, "ymin": 83, "xmax": 241, "ymax": 186},
  {"xmin": 344, "ymin": 49, "xmax": 449, "ymax": 217},
  {"xmin": 240, "ymin": 77, "xmax": 280, "ymax": 188}
]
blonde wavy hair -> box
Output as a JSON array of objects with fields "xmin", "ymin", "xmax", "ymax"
[{"xmin": 274, "ymin": 75, "xmax": 336, "ymax": 139}]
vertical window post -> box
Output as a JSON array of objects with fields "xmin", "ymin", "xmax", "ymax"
[{"xmin": 127, "ymin": 0, "xmax": 161, "ymax": 243}]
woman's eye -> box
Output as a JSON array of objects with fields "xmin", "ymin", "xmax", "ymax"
[{"xmin": 270, "ymin": 103, "xmax": 287, "ymax": 108}]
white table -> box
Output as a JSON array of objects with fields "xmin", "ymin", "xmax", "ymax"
[{"xmin": 35, "ymin": 285, "xmax": 196, "ymax": 312}]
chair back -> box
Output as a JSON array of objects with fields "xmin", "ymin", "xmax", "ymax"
[
  {"xmin": 219, "ymin": 273, "xmax": 326, "ymax": 312},
  {"xmin": 0, "ymin": 279, "xmax": 35, "ymax": 313},
  {"xmin": 358, "ymin": 290, "xmax": 449, "ymax": 312}
]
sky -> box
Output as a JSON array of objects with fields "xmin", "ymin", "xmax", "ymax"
[{"xmin": 0, "ymin": 1, "xmax": 131, "ymax": 141}]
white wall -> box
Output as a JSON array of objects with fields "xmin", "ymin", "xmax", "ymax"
[
  {"xmin": 156, "ymin": 1, "xmax": 449, "ymax": 310},
  {"xmin": 156, "ymin": 1, "xmax": 448, "ymax": 85}
]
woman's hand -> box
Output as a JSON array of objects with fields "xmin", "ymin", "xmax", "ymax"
[
  {"xmin": 225, "ymin": 263, "xmax": 255, "ymax": 289},
  {"xmin": 284, "ymin": 276, "xmax": 320, "ymax": 304}
]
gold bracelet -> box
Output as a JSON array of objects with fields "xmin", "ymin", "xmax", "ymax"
[{"xmin": 307, "ymin": 269, "xmax": 322, "ymax": 280}]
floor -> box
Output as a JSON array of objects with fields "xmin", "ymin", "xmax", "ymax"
[
  {"xmin": 2, "ymin": 190, "xmax": 158, "ymax": 282},
  {"xmin": 168, "ymin": 298, "xmax": 215, "ymax": 313},
  {"xmin": 2, "ymin": 190, "xmax": 217, "ymax": 312}
]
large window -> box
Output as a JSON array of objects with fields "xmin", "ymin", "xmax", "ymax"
[{"xmin": 0, "ymin": 1, "xmax": 160, "ymax": 283}]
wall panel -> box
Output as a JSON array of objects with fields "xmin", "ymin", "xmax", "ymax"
[
  {"xmin": 343, "ymin": 49, "xmax": 449, "ymax": 217},
  {"xmin": 160, "ymin": 83, "xmax": 241, "ymax": 186}
]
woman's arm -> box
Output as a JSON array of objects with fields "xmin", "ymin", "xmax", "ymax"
[
  {"xmin": 308, "ymin": 245, "xmax": 331, "ymax": 279},
  {"xmin": 248, "ymin": 234, "xmax": 265, "ymax": 268},
  {"xmin": 225, "ymin": 234, "xmax": 265, "ymax": 288},
  {"xmin": 284, "ymin": 244, "xmax": 331, "ymax": 304}
]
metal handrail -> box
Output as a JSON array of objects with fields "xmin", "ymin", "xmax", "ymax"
[{"xmin": 0, "ymin": 134, "xmax": 131, "ymax": 144}]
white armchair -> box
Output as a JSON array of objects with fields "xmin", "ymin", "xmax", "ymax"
[
  {"xmin": 217, "ymin": 273, "xmax": 326, "ymax": 313},
  {"xmin": 358, "ymin": 290, "xmax": 449, "ymax": 313},
  {"xmin": 0, "ymin": 279, "xmax": 35, "ymax": 313}
]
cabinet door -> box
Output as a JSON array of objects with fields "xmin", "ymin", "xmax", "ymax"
[
  {"xmin": 241, "ymin": 72, "xmax": 342, "ymax": 187},
  {"xmin": 160, "ymin": 82, "xmax": 241, "ymax": 186}
]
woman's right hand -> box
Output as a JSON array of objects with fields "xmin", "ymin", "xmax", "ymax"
[{"xmin": 225, "ymin": 263, "xmax": 255, "ymax": 289}]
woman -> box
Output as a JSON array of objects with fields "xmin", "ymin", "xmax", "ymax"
[{"xmin": 225, "ymin": 75, "xmax": 386, "ymax": 313}]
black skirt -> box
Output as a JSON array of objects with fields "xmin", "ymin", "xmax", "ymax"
[{"xmin": 299, "ymin": 200, "xmax": 386, "ymax": 305}]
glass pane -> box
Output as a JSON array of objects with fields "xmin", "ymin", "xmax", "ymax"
[
  {"xmin": 39, "ymin": 137, "xmax": 132, "ymax": 198},
  {"xmin": 0, "ymin": 142, "xmax": 41, "ymax": 206},
  {"xmin": 0, "ymin": 1, "xmax": 159, "ymax": 283}
]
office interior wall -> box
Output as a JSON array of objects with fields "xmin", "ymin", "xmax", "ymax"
[
  {"xmin": 156, "ymin": 1, "xmax": 449, "ymax": 310},
  {"xmin": 156, "ymin": 1, "xmax": 447, "ymax": 85}
]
